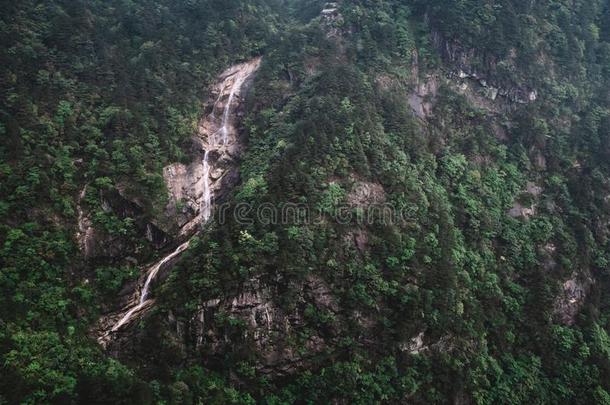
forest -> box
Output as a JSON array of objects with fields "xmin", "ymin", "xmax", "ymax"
[{"xmin": 2, "ymin": 0, "xmax": 610, "ymax": 403}]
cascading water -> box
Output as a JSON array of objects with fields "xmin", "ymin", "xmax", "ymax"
[
  {"xmin": 111, "ymin": 240, "xmax": 191, "ymax": 332},
  {"xmin": 108, "ymin": 152, "xmax": 214, "ymax": 334},
  {"xmin": 217, "ymin": 68, "xmax": 251, "ymax": 145},
  {"xmin": 201, "ymin": 150, "xmax": 212, "ymax": 221},
  {"xmin": 220, "ymin": 89, "xmax": 234, "ymax": 145},
  {"xmin": 97, "ymin": 58, "xmax": 261, "ymax": 344},
  {"xmin": 209, "ymin": 90, "xmax": 223, "ymax": 120}
]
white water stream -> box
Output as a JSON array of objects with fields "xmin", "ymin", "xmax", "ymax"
[
  {"xmin": 111, "ymin": 240, "xmax": 190, "ymax": 332},
  {"xmin": 214, "ymin": 67, "xmax": 251, "ymax": 145},
  {"xmin": 201, "ymin": 150, "xmax": 212, "ymax": 221}
]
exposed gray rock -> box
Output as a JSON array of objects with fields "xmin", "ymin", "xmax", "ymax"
[
  {"xmin": 76, "ymin": 186, "xmax": 169, "ymax": 260},
  {"xmin": 408, "ymin": 76, "xmax": 439, "ymax": 119},
  {"xmin": 554, "ymin": 275, "xmax": 593, "ymax": 326},
  {"xmin": 188, "ymin": 275, "xmax": 339, "ymax": 375},
  {"xmin": 163, "ymin": 59, "xmax": 260, "ymax": 237},
  {"xmin": 320, "ymin": 1, "xmax": 344, "ymax": 38},
  {"xmin": 400, "ymin": 331, "xmax": 426, "ymax": 354},
  {"xmin": 347, "ymin": 180, "xmax": 386, "ymax": 207},
  {"xmin": 508, "ymin": 202, "xmax": 535, "ymax": 219},
  {"xmin": 540, "ymin": 243, "xmax": 558, "ymax": 271},
  {"xmin": 508, "ymin": 181, "xmax": 543, "ymax": 219},
  {"xmin": 76, "ymin": 186, "xmax": 95, "ymax": 258},
  {"xmin": 399, "ymin": 332, "xmax": 456, "ymax": 355},
  {"xmin": 431, "ymin": 31, "xmax": 538, "ymax": 106},
  {"xmin": 526, "ymin": 181, "xmax": 543, "ymax": 197}
]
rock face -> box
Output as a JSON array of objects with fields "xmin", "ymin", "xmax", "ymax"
[
  {"xmin": 76, "ymin": 186, "xmax": 95, "ymax": 257},
  {"xmin": 76, "ymin": 186, "xmax": 169, "ymax": 260},
  {"xmin": 347, "ymin": 180, "xmax": 386, "ymax": 207},
  {"xmin": 508, "ymin": 181, "xmax": 542, "ymax": 220},
  {"xmin": 401, "ymin": 331, "xmax": 426, "ymax": 354},
  {"xmin": 430, "ymin": 31, "xmax": 537, "ymax": 106},
  {"xmin": 554, "ymin": 275, "xmax": 593, "ymax": 326},
  {"xmin": 108, "ymin": 274, "xmax": 345, "ymax": 376},
  {"xmin": 183, "ymin": 275, "xmax": 339, "ymax": 375},
  {"xmin": 320, "ymin": 2, "xmax": 343, "ymax": 38},
  {"xmin": 406, "ymin": 32, "xmax": 536, "ymax": 122},
  {"xmin": 408, "ymin": 76, "xmax": 439, "ymax": 119}
]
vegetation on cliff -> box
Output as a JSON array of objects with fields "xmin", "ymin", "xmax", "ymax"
[{"xmin": 2, "ymin": 0, "xmax": 610, "ymax": 403}]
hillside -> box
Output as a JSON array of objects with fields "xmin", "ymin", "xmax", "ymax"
[{"xmin": 2, "ymin": 0, "xmax": 610, "ymax": 403}]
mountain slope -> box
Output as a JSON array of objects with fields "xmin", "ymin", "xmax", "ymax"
[{"xmin": 2, "ymin": 0, "xmax": 610, "ymax": 403}]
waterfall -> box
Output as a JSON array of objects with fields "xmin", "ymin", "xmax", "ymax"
[
  {"xmin": 139, "ymin": 240, "xmax": 191, "ymax": 304},
  {"xmin": 106, "ymin": 94, "xmax": 221, "ymax": 335},
  {"xmin": 220, "ymin": 90, "xmax": 233, "ymax": 145},
  {"xmin": 111, "ymin": 240, "xmax": 191, "ymax": 331},
  {"xmin": 111, "ymin": 304, "xmax": 142, "ymax": 332},
  {"xmin": 201, "ymin": 150, "xmax": 211, "ymax": 221},
  {"xmin": 219, "ymin": 69, "xmax": 250, "ymax": 145},
  {"xmin": 99, "ymin": 58, "xmax": 261, "ymax": 342},
  {"xmin": 146, "ymin": 224, "xmax": 153, "ymax": 242}
]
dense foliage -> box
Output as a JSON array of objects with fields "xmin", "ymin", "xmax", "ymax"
[
  {"xmin": 0, "ymin": 0, "xmax": 279, "ymax": 402},
  {"xmin": 2, "ymin": 0, "xmax": 610, "ymax": 403}
]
